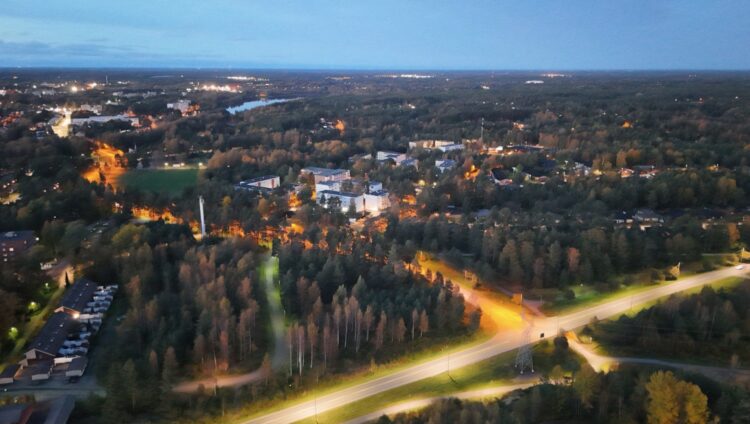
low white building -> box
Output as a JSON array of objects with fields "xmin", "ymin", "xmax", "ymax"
[
  {"xmin": 435, "ymin": 159, "xmax": 457, "ymax": 173},
  {"xmin": 376, "ymin": 151, "xmax": 408, "ymax": 164},
  {"xmin": 167, "ymin": 99, "xmax": 192, "ymax": 114},
  {"xmin": 409, "ymin": 140, "xmax": 460, "ymax": 151},
  {"xmin": 70, "ymin": 115, "xmax": 139, "ymax": 127},
  {"xmin": 437, "ymin": 143, "xmax": 464, "ymax": 152},
  {"xmin": 78, "ymin": 104, "xmax": 103, "ymax": 114}
]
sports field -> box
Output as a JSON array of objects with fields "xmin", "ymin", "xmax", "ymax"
[{"xmin": 119, "ymin": 168, "xmax": 199, "ymax": 196}]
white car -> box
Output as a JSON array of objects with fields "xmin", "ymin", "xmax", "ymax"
[{"xmin": 735, "ymin": 265, "xmax": 745, "ymax": 270}]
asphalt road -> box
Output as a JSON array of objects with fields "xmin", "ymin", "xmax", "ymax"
[{"xmin": 242, "ymin": 266, "xmax": 746, "ymax": 424}]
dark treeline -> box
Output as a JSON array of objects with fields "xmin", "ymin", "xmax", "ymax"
[{"xmin": 388, "ymin": 211, "xmax": 743, "ymax": 290}]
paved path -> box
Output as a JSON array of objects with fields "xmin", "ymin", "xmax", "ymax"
[
  {"xmin": 240, "ymin": 266, "xmax": 746, "ymax": 424},
  {"xmin": 263, "ymin": 256, "xmax": 288, "ymax": 369},
  {"xmin": 342, "ymin": 382, "xmax": 534, "ymax": 424},
  {"xmin": 568, "ymin": 338, "xmax": 750, "ymax": 385},
  {"xmin": 173, "ymin": 256, "xmax": 287, "ymax": 393}
]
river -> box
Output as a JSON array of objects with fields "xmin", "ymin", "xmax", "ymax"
[{"xmin": 226, "ymin": 98, "xmax": 296, "ymax": 114}]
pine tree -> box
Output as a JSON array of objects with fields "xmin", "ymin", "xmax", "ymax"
[
  {"xmin": 161, "ymin": 346, "xmax": 178, "ymax": 390},
  {"xmin": 419, "ymin": 310, "xmax": 429, "ymax": 337}
]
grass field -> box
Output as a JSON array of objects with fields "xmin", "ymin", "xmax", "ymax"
[{"xmin": 119, "ymin": 168, "xmax": 200, "ymax": 196}]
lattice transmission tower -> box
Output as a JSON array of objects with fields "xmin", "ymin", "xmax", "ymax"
[{"xmin": 515, "ymin": 311, "xmax": 534, "ymax": 374}]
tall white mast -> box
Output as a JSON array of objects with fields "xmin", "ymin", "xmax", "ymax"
[{"xmin": 199, "ymin": 196, "xmax": 206, "ymax": 237}]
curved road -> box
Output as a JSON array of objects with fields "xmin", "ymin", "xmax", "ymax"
[
  {"xmin": 568, "ymin": 338, "xmax": 750, "ymax": 385},
  {"xmin": 242, "ymin": 266, "xmax": 746, "ymax": 424}
]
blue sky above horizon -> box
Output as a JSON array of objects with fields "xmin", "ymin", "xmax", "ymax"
[{"xmin": 1, "ymin": 0, "xmax": 749, "ymax": 70}]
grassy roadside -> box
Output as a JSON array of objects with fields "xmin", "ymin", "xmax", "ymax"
[
  {"xmin": 224, "ymin": 330, "xmax": 492, "ymax": 423},
  {"xmin": 616, "ymin": 275, "xmax": 748, "ymax": 318},
  {"xmin": 293, "ymin": 342, "xmax": 584, "ymax": 424},
  {"xmin": 538, "ymin": 257, "xmax": 738, "ymax": 316},
  {"xmin": 583, "ymin": 275, "xmax": 749, "ymax": 364}
]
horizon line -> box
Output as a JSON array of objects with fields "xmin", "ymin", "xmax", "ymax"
[{"xmin": 2, "ymin": 66, "xmax": 750, "ymax": 73}]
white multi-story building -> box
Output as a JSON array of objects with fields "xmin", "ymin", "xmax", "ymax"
[
  {"xmin": 317, "ymin": 190, "xmax": 364, "ymax": 213},
  {"xmin": 363, "ymin": 190, "xmax": 390, "ymax": 213},
  {"xmin": 235, "ymin": 175, "xmax": 280, "ymax": 191}
]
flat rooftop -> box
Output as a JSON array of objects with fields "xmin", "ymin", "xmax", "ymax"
[
  {"xmin": 301, "ymin": 167, "xmax": 348, "ymax": 176},
  {"xmin": 0, "ymin": 230, "xmax": 34, "ymax": 241}
]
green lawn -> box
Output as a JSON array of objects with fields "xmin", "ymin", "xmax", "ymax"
[
  {"xmin": 119, "ymin": 168, "xmax": 199, "ymax": 196},
  {"xmin": 2, "ymin": 284, "xmax": 64, "ymax": 368}
]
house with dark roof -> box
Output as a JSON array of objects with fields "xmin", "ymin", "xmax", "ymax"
[
  {"xmin": 55, "ymin": 279, "xmax": 98, "ymax": 316},
  {"xmin": 634, "ymin": 208, "xmax": 664, "ymax": 224},
  {"xmin": 0, "ymin": 230, "xmax": 36, "ymax": 262},
  {"xmin": 24, "ymin": 312, "xmax": 78, "ymax": 360},
  {"xmin": 0, "ymin": 364, "xmax": 19, "ymax": 385}
]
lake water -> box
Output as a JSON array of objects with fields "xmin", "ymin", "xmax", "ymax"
[{"xmin": 226, "ymin": 98, "xmax": 295, "ymax": 114}]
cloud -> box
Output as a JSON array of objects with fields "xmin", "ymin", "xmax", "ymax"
[{"xmin": 0, "ymin": 39, "xmax": 221, "ymax": 66}]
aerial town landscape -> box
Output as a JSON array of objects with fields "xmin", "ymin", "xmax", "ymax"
[{"xmin": 2, "ymin": 2, "xmax": 750, "ymax": 424}]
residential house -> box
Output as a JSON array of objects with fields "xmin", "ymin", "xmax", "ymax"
[
  {"xmin": 1, "ymin": 231, "xmax": 36, "ymax": 262},
  {"xmin": 435, "ymin": 159, "xmax": 457, "ymax": 173}
]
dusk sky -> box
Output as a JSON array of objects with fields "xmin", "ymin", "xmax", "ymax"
[{"xmin": 2, "ymin": 0, "xmax": 749, "ymax": 69}]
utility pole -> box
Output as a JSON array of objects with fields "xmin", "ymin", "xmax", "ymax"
[{"xmin": 314, "ymin": 393, "xmax": 319, "ymax": 424}]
